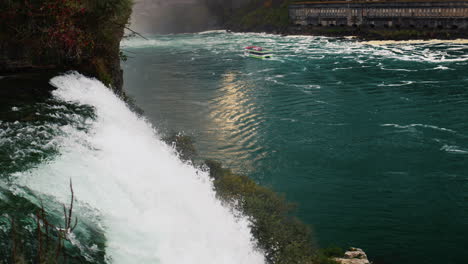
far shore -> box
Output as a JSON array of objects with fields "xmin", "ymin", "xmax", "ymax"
[
  {"xmin": 362, "ymin": 38, "xmax": 468, "ymax": 45},
  {"xmin": 239, "ymin": 26, "xmax": 468, "ymax": 43},
  {"xmin": 279, "ymin": 33, "xmax": 468, "ymax": 44}
]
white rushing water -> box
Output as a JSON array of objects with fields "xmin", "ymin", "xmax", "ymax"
[
  {"xmin": 13, "ymin": 73, "xmax": 265, "ymax": 264},
  {"xmin": 120, "ymin": 32, "xmax": 468, "ymax": 64}
]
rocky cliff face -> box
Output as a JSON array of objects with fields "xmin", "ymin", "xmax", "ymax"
[{"xmin": 0, "ymin": 0, "xmax": 132, "ymax": 93}]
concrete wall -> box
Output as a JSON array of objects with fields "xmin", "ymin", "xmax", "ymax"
[{"xmin": 290, "ymin": 1, "xmax": 468, "ymax": 29}]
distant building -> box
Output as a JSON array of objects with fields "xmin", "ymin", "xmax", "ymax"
[{"xmin": 289, "ymin": 1, "xmax": 468, "ymax": 29}]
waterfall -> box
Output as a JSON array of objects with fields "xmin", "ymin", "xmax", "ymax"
[{"xmin": 14, "ymin": 73, "xmax": 265, "ymax": 264}]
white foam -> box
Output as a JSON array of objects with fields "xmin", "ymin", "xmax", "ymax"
[
  {"xmin": 120, "ymin": 38, "xmax": 166, "ymax": 48},
  {"xmin": 378, "ymin": 81, "xmax": 414, "ymax": 87},
  {"xmin": 197, "ymin": 30, "xmax": 228, "ymax": 35},
  {"xmin": 441, "ymin": 145, "xmax": 468, "ymax": 155},
  {"xmin": 13, "ymin": 73, "xmax": 265, "ymax": 264},
  {"xmin": 434, "ymin": 65, "xmax": 450, "ymax": 70},
  {"xmin": 121, "ymin": 32, "xmax": 468, "ymax": 65},
  {"xmin": 381, "ymin": 123, "xmax": 456, "ymax": 133}
]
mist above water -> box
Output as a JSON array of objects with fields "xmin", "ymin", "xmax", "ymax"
[
  {"xmin": 130, "ymin": 0, "xmax": 217, "ymax": 34},
  {"xmin": 129, "ymin": 0, "xmax": 251, "ymax": 34}
]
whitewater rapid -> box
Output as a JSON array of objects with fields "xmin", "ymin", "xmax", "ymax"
[
  {"xmin": 13, "ymin": 73, "xmax": 265, "ymax": 264},
  {"xmin": 120, "ymin": 32, "xmax": 468, "ymax": 63}
]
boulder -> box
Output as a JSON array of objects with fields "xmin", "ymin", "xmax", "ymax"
[{"xmin": 334, "ymin": 247, "xmax": 370, "ymax": 264}]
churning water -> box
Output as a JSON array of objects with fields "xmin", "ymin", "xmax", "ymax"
[
  {"xmin": 0, "ymin": 73, "xmax": 265, "ymax": 263},
  {"xmin": 121, "ymin": 31, "xmax": 468, "ymax": 264},
  {"xmin": 1, "ymin": 30, "xmax": 468, "ymax": 264}
]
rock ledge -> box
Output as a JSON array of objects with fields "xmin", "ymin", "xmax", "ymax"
[{"xmin": 334, "ymin": 247, "xmax": 370, "ymax": 264}]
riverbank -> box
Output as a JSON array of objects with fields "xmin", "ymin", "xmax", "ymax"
[
  {"xmin": 226, "ymin": 26, "xmax": 468, "ymax": 43},
  {"xmin": 362, "ymin": 38, "xmax": 468, "ymax": 45},
  {"xmin": 284, "ymin": 26, "xmax": 468, "ymax": 41},
  {"xmin": 226, "ymin": 23, "xmax": 468, "ymax": 41}
]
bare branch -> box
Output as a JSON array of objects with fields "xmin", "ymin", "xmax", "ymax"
[
  {"xmin": 71, "ymin": 217, "xmax": 78, "ymax": 232},
  {"xmin": 36, "ymin": 212, "xmax": 43, "ymax": 263},
  {"xmin": 63, "ymin": 204, "xmax": 67, "ymax": 231},
  {"xmin": 125, "ymin": 26, "xmax": 148, "ymax": 40},
  {"xmin": 112, "ymin": 21, "xmax": 148, "ymax": 40},
  {"xmin": 68, "ymin": 179, "xmax": 74, "ymax": 229}
]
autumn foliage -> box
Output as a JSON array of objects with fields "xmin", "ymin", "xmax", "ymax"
[
  {"xmin": 41, "ymin": 0, "xmax": 94, "ymax": 58},
  {"xmin": 1, "ymin": 0, "xmax": 97, "ymax": 59},
  {"xmin": 1, "ymin": 0, "xmax": 132, "ymax": 88}
]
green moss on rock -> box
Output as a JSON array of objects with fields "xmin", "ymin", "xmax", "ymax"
[
  {"xmin": 205, "ymin": 160, "xmax": 317, "ymax": 264},
  {"xmin": 164, "ymin": 133, "xmax": 198, "ymax": 162}
]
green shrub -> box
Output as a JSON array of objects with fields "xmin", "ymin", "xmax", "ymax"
[
  {"xmin": 205, "ymin": 160, "xmax": 317, "ymax": 264},
  {"xmin": 319, "ymin": 246, "xmax": 344, "ymax": 258}
]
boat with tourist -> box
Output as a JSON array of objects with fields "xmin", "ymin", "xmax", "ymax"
[{"xmin": 244, "ymin": 46, "xmax": 272, "ymax": 59}]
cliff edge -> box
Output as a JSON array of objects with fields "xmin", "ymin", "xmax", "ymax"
[{"xmin": 0, "ymin": 0, "xmax": 133, "ymax": 93}]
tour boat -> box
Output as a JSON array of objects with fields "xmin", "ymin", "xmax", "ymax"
[{"xmin": 244, "ymin": 46, "xmax": 272, "ymax": 59}]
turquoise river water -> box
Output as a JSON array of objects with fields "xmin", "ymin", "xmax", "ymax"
[
  {"xmin": 1, "ymin": 31, "xmax": 467, "ymax": 264},
  {"xmin": 121, "ymin": 31, "xmax": 468, "ymax": 264}
]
